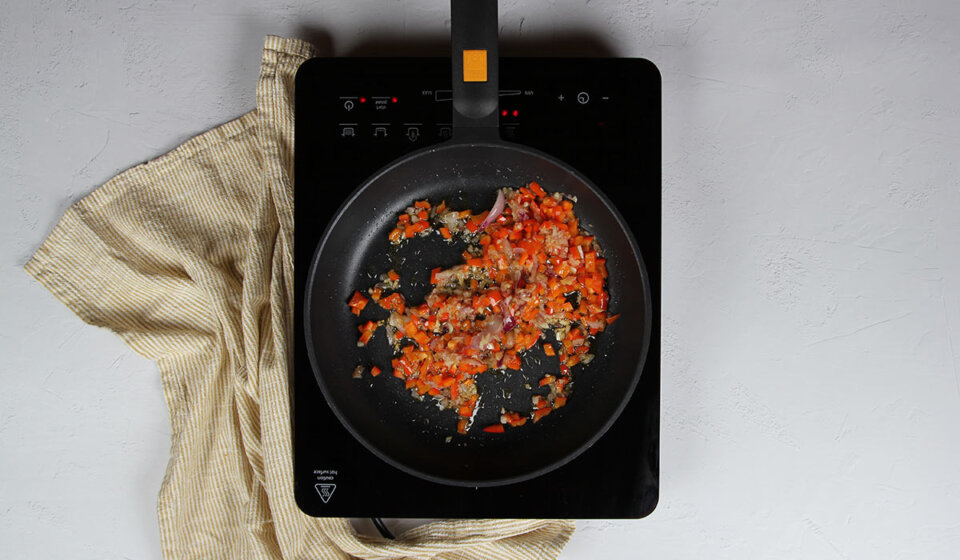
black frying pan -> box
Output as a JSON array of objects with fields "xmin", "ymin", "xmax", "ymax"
[{"xmin": 304, "ymin": 0, "xmax": 652, "ymax": 487}]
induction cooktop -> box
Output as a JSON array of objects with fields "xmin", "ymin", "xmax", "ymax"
[{"xmin": 293, "ymin": 57, "xmax": 660, "ymax": 518}]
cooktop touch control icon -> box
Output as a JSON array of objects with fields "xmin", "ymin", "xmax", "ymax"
[{"xmin": 314, "ymin": 483, "xmax": 337, "ymax": 504}]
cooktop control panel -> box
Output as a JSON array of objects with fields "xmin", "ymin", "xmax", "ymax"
[{"xmin": 332, "ymin": 83, "xmax": 619, "ymax": 146}]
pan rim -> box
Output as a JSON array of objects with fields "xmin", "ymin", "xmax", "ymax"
[{"xmin": 303, "ymin": 140, "xmax": 653, "ymax": 487}]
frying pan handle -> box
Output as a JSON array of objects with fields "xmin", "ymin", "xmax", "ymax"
[{"xmin": 450, "ymin": 0, "xmax": 500, "ymax": 141}]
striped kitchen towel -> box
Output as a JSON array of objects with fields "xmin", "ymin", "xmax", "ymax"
[{"xmin": 25, "ymin": 36, "xmax": 575, "ymax": 560}]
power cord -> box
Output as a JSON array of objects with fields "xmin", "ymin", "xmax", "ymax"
[{"xmin": 371, "ymin": 517, "xmax": 395, "ymax": 539}]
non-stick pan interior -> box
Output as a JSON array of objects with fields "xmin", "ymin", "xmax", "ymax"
[{"xmin": 304, "ymin": 142, "xmax": 651, "ymax": 486}]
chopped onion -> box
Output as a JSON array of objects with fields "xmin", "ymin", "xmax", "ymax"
[
  {"xmin": 479, "ymin": 190, "xmax": 506, "ymax": 229},
  {"xmin": 502, "ymin": 304, "xmax": 518, "ymax": 331},
  {"xmin": 499, "ymin": 297, "xmax": 518, "ymax": 332}
]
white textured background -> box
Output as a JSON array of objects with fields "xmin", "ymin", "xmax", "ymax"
[{"xmin": 3, "ymin": 0, "xmax": 960, "ymax": 558}]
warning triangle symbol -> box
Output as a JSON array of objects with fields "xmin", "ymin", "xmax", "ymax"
[{"xmin": 315, "ymin": 483, "xmax": 336, "ymax": 504}]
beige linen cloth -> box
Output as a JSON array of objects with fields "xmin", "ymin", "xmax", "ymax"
[{"xmin": 26, "ymin": 36, "xmax": 575, "ymax": 559}]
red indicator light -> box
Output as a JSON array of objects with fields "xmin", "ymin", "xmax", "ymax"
[
  {"xmin": 391, "ymin": 96, "xmax": 398, "ymax": 103},
  {"xmin": 512, "ymin": 110, "xmax": 519, "ymax": 117},
  {"xmin": 359, "ymin": 97, "xmax": 367, "ymax": 103},
  {"xmin": 501, "ymin": 109, "xmax": 508, "ymax": 117}
]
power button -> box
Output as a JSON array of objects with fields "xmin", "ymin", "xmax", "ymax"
[{"xmin": 577, "ymin": 92, "xmax": 590, "ymax": 104}]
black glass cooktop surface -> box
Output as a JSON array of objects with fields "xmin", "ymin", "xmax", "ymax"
[{"xmin": 293, "ymin": 57, "xmax": 660, "ymax": 518}]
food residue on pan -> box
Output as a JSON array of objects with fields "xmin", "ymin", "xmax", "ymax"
[{"xmin": 348, "ymin": 182, "xmax": 618, "ymax": 434}]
